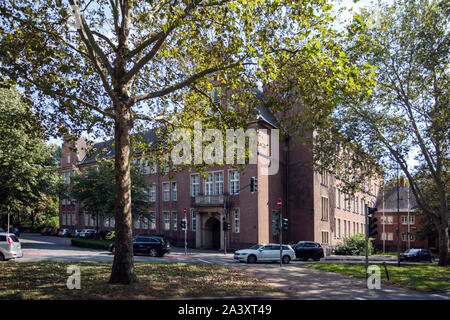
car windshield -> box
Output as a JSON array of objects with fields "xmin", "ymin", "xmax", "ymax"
[
  {"xmin": 249, "ymin": 245, "xmax": 263, "ymax": 250},
  {"xmin": 406, "ymin": 249, "xmax": 420, "ymax": 253}
]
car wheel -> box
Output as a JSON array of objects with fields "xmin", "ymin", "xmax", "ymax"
[
  {"xmin": 247, "ymin": 255, "xmax": 257, "ymax": 264},
  {"xmin": 282, "ymin": 255, "xmax": 291, "ymax": 264},
  {"xmin": 149, "ymin": 248, "xmax": 158, "ymax": 257},
  {"xmin": 0, "ymin": 253, "xmax": 5, "ymax": 261}
]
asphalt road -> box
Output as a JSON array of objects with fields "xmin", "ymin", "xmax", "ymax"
[{"xmin": 9, "ymin": 233, "xmax": 450, "ymax": 300}]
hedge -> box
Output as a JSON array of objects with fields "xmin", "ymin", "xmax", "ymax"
[{"xmin": 71, "ymin": 239, "xmax": 113, "ymax": 250}]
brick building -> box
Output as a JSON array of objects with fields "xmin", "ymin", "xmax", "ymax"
[
  {"xmin": 373, "ymin": 184, "xmax": 438, "ymax": 252},
  {"xmin": 59, "ymin": 98, "xmax": 379, "ymax": 252}
]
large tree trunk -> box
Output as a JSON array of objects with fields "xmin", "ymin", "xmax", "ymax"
[
  {"xmin": 437, "ymin": 220, "xmax": 449, "ymax": 266},
  {"xmin": 109, "ymin": 102, "xmax": 137, "ymax": 284}
]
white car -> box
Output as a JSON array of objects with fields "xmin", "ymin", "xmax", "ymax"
[
  {"xmin": 0, "ymin": 233, "xmax": 22, "ymax": 261},
  {"xmin": 234, "ymin": 243, "xmax": 296, "ymax": 264}
]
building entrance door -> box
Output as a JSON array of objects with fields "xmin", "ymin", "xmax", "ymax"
[{"xmin": 205, "ymin": 217, "xmax": 221, "ymax": 249}]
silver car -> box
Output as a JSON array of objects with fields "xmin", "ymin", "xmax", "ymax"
[
  {"xmin": 234, "ymin": 243, "xmax": 296, "ymax": 264},
  {"xmin": 0, "ymin": 233, "xmax": 22, "ymax": 261}
]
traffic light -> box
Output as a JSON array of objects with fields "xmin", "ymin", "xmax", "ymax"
[
  {"xmin": 282, "ymin": 218, "xmax": 289, "ymax": 231},
  {"xmin": 250, "ymin": 176, "xmax": 258, "ymax": 193},
  {"xmin": 222, "ymin": 218, "xmax": 231, "ymax": 231},
  {"xmin": 368, "ymin": 207, "xmax": 378, "ymax": 237},
  {"xmin": 272, "ymin": 210, "xmax": 280, "ymax": 235},
  {"xmin": 180, "ymin": 218, "xmax": 187, "ymax": 231}
]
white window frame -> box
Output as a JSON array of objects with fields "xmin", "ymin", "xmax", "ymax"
[
  {"xmin": 163, "ymin": 182, "xmax": 170, "ymax": 202},
  {"xmin": 191, "ymin": 209, "xmax": 196, "ymax": 232},
  {"xmin": 233, "ymin": 208, "xmax": 240, "ymax": 233},
  {"xmin": 204, "ymin": 173, "xmax": 213, "ymax": 196},
  {"xmin": 172, "ymin": 182, "xmax": 177, "ymax": 201},
  {"xmin": 191, "ymin": 174, "xmax": 200, "ymax": 197},
  {"xmin": 149, "ymin": 212, "xmax": 156, "ymax": 230},
  {"xmin": 163, "ymin": 212, "xmax": 170, "ymax": 231},
  {"xmin": 149, "ymin": 184, "xmax": 156, "ymax": 202},
  {"xmin": 229, "ymin": 170, "xmax": 240, "ymax": 195},
  {"xmin": 172, "ymin": 212, "xmax": 178, "ymax": 231},
  {"xmin": 214, "ymin": 171, "xmax": 224, "ymax": 195},
  {"xmin": 321, "ymin": 196, "xmax": 329, "ymax": 221}
]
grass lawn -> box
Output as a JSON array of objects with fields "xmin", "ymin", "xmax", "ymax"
[
  {"xmin": 371, "ymin": 252, "xmax": 400, "ymax": 257},
  {"xmin": 0, "ymin": 261, "xmax": 289, "ymax": 299},
  {"xmin": 305, "ymin": 263, "xmax": 450, "ymax": 292}
]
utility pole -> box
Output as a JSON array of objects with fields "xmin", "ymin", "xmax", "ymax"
[
  {"xmin": 277, "ymin": 198, "xmax": 282, "ymax": 267},
  {"xmin": 7, "ymin": 205, "xmax": 10, "ymax": 234},
  {"xmin": 397, "ymin": 162, "xmax": 401, "ymax": 267},
  {"xmin": 365, "ymin": 204, "xmax": 369, "ymax": 285},
  {"xmin": 183, "ymin": 208, "xmax": 187, "ymax": 256}
]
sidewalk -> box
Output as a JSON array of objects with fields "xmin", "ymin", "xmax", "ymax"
[{"xmin": 324, "ymin": 255, "xmax": 397, "ymax": 262}]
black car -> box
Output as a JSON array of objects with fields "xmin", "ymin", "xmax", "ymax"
[
  {"xmin": 400, "ymin": 248, "xmax": 434, "ymax": 263},
  {"xmin": 293, "ymin": 241, "xmax": 324, "ymax": 261},
  {"xmin": 109, "ymin": 236, "xmax": 170, "ymax": 257}
]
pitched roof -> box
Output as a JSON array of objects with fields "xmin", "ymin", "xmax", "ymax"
[{"xmin": 375, "ymin": 185, "xmax": 417, "ymax": 212}]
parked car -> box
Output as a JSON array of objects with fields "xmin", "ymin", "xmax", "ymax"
[
  {"xmin": 79, "ymin": 229, "xmax": 97, "ymax": 239},
  {"xmin": 8, "ymin": 227, "xmax": 20, "ymax": 238},
  {"xmin": 40, "ymin": 227, "xmax": 50, "ymax": 235},
  {"xmin": 70, "ymin": 229, "xmax": 83, "ymax": 238},
  {"xmin": 50, "ymin": 228, "xmax": 60, "ymax": 236},
  {"xmin": 109, "ymin": 235, "xmax": 170, "ymax": 257},
  {"xmin": 58, "ymin": 228, "xmax": 72, "ymax": 237},
  {"xmin": 293, "ymin": 241, "xmax": 324, "ymax": 261},
  {"xmin": 0, "ymin": 233, "xmax": 22, "ymax": 261},
  {"xmin": 97, "ymin": 230, "xmax": 109, "ymax": 240},
  {"xmin": 234, "ymin": 244, "xmax": 295, "ymax": 264},
  {"xmin": 105, "ymin": 231, "xmax": 115, "ymax": 240},
  {"xmin": 400, "ymin": 248, "xmax": 434, "ymax": 263}
]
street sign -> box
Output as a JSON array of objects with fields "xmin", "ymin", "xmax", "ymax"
[{"xmin": 277, "ymin": 198, "xmax": 282, "ymax": 208}]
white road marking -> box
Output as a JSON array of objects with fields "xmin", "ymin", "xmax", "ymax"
[
  {"xmin": 197, "ymin": 259, "xmax": 212, "ymax": 264},
  {"xmin": 355, "ymin": 297, "xmax": 366, "ymax": 300}
]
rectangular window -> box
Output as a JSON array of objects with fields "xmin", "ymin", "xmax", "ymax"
[
  {"xmin": 229, "ymin": 170, "xmax": 240, "ymax": 195},
  {"xmin": 382, "ymin": 232, "xmax": 394, "ymax": 241},
  {"xmin": 67, "ymin": 154, "xmax": 71, "ymax": 164},
  {"xmin": 321, "ymin": 231, "xmax": 329, "ymax": 244},
  {"xmin": 343, "ymin": 220, "xmax": 347, "ymax": 237},
  {"xmin": 204, "ymin": 173, "xmax": 213, "ymax": 196},
  {"xmin": 172, "ymin": 212, "xmax": 178, "ymax": 231},
  {"xmin": 142, "ymin": 159, "xmax": 149, "ymax": 175},
  {"xmin": 361, "ymin": 199, "xmax": 365, "ymax": 215},
  {"xmin": 191, "ymin": 174, "xmax": 199, "ymax": 197},
  {"xmin": 402, "ymin": 233, "xmax": 415, "ymax": 241},
  {"xmin": 134, "ymin": 217, "xmax": 140, "ymax": 229},
  {"xmin": 62, "ymin": 213, "xmax": 67, "ymax": 225},
  {"xmin": 163, "ymin": 183, "xmax": 170, "ymax": 202},
  {"xmin": 150, "ymin": 161, "xmax": 157, "ymax": 174},
  {"xmin": 104, "ymin": 217, "xmax": 109, "ymax": 227},
  {"xmin": 337, "ymin": 189, "xmax": 341, "ymax": 208},
  {"xmin": 142, "ymin": 216, "xmax": 149, "ymax": 229},
  {"xmin": 356, "ymin": 196, "xmax": 359, "ymax": 214},
  {"xmin": 401, "ymin": 216, "xmax": 408, "ymax": 225},
  {"xmin": 321, "ymin": 196, "xmax": 329, "ymax": 220},
  {"xmin": 233, "ymin": 209, "xmax": 240, "ymax": 233},
  {"xmin": 409, "ymin": 216, "xmax": 414, "ymax": 225},
  {"xmin": 320, "ymin": 171, "xmax": 328, "ymax": 186},
  {"xmin": 149, "ymin": 212, "xmax": 156, "ymax": 230},
  {"xmin": 163, "ymin": 212, "xmax": 170, "ymax": 231},
  {"xmin": 191, "ymin": 209, "xmax": 196, "ymax": 232},
  {"xmin": 72, "ymin": 213, "xmax": 76, "ymax": 226},
  {"xmin": 110, "ymin": 218, "xmax": 115, "ymax": 228},
  {"xmin": 149, "ymin": 184, "xmax": 156, "ymax": 202},
  {"xmin": 337, "ymin": 218, "xmax": 341, "ymax": 238},
  {"xmin": 214, "ymin": 172, "xmax": 223, "ymax": 195},
  {"xmin": 353, "ymin": 222, "xmax": 356, "ymax": 235},
  {"xmin": 172, "ymin": 182, "xmax": 177, "ymax": 201}
]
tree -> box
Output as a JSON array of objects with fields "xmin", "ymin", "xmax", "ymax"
[
  {"xmin": 71, "ymin": 159, "xmax": 148, "ymax": 233},
  {"xmin": 0, "ymin": 0, "xmax": 338, "ymax": 283},
  {"xmin": 0, "ymin": 85, "xmax": 60, "ymax": 229},
  {"xmin": 293, "ymin": 0, "xmax": 449, "ymax": 265}
]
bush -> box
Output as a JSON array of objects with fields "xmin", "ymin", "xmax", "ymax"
[
  {"xmin": 71, "ymin": 239, "xmax": 113, "ymax": 250},
  {"xmin": 334, "ymin": 233, "xmax": 374, "ymax": 256}
]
